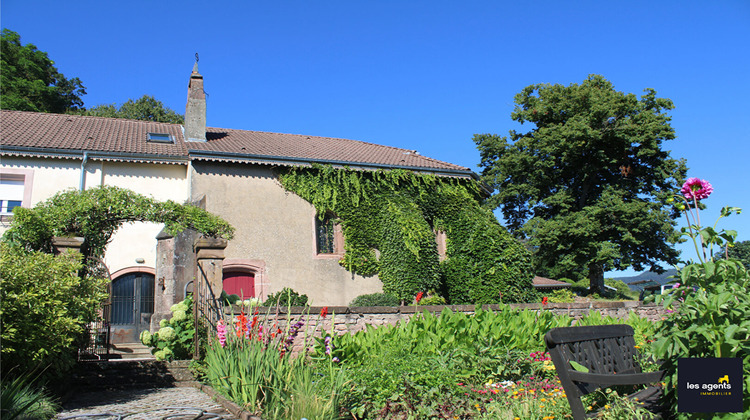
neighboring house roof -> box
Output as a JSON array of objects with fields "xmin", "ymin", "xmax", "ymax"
[
  {"xmin": 1, "ymin": 110, "xmax": 188, "ymax": 164},
  {"xmin": 532, "ymin": 276, "xmax": 572, "ymax": 289},
  {"xmin": 1, "ymin": 110, "xmax": 473, "ymax": 177}
]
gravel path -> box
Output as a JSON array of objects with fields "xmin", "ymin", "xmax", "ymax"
[{"xmin": 56, "ymin": 385, "xmax": 239, "ymax": 419}]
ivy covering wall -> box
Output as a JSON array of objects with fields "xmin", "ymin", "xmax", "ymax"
[{"xmin": 278, "ymin": 165, "xmax": 537, "ymax": 303}]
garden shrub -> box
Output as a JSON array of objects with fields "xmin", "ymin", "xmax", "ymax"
[
  {"xmin": 0, "ymin": 244, "xmax": 108, "ymax": 378},
  {"xmin": 417, "ymin": 291, "xmax": 447, "ymax": 305},
  {"xmin": 279, "ymin": 165, "xmax": 535, "ymax": 303},
  {"xmin": 263, "ymin": 287, "xmax": 309, "ymax": 307},
  {"xmin": 546, "ymin": 288, "xmax": 575, "ymax": 303},
  {"xmin": 140, "ymin": 295, "xmax": 195, "ymax": 361},
  {"xmin": 349, "ymin": 292, "xmax": 400, "ymax": 307}
]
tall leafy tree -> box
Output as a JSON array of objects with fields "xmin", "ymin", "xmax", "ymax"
[
  {"xmin": 79, "ymin": 95, "xmax": 184, "ymax": 123},
  {"xmin": 728, "ymin": 240, "xmax": 750, "ymax": 270},
  {"xmin": 475, "ymin": 75, "xmax": 687, "ymax": 294},
  {"xmin": 0, "ymin": 29, "xmax": 86, "ymax": 113}
]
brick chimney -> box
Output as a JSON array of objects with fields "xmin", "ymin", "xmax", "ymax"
[{"xmin": 185, "ymin": 61, "xmax": 206, "ymax": 142}]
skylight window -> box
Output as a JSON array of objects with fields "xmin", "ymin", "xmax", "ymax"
[{"xmin": 147, "ymin": 132, "xmax": 173, "ymax": 143}]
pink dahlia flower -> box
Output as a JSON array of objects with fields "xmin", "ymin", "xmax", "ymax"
[{"xmin": 680, "ymin": 178, "xmax": 713, "ymax": 201}]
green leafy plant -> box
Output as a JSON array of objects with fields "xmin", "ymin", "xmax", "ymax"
[
  {"xmin": 2, "ymin": 185, "xmax": 234, "ymax": 263},
  {"xmin": 546, "ymin": 289, "xmax": 576, "ymax": 303},
  {"xmin": 341, "ymin": 339, "xmax": 468, "ymax": 418},
  {"xmin": 417, "ymin": 290, "xmax": 447, "ymax": 306},
  {"xmin": 140, "ymin": 295, "xmax": 195, "ymax": 361},
  {"xmin": 349, "ymin": 292, "xmax": 400, "ymax": 306},
  {"xmin": 203, "ymin": 306, "xmax": 347, "ymax": 419},
  {"xmin": 263, "ymin": 287, "xmax": 309, "ymax": 307},
  {"xmin": 0, "ymin": 370, "xmax": 59, "ymax": 420},
  {"xmin": 651, "ymin": 178, "xmax": 750, "ymax": 417},
  {"xmin": 0, "ymin": 244, "xmax": 107, "ymax": 378}
]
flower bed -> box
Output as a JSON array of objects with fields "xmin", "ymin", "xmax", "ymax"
[{"xmin": 197, "ymin": 302, "xmax": 660, "ymax": 419}]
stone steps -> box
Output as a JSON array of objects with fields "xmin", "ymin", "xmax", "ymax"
[{"xmin": 110, "ymin": 342, "xmax": 155, "ymax": 360}]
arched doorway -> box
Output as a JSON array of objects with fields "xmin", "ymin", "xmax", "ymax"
[
  {"xmin": 110, "ymin": 272, "xmax": 155, "ymax": 343},
  {"xmin": 223, "ymin": 271, "xmax": 255, "ymax": 298}
]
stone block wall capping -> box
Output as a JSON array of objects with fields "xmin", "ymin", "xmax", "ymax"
[
  {"xmin": 52, "ymin": 236, "xmax": 84, "ymax": 255},
  {"xmin": 194, "ymin": 237, "xmax": 228, "ymax": 260}
]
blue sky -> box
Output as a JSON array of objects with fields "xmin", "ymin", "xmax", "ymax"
[{"xmin": 3, "ymin": 0, "xmax": 749, "ymax": 276}]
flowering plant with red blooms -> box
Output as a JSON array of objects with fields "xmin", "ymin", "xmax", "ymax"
[
  {"xmin": 320, "ymin": 306, "xmax": 328, "ymax": 319},
  {"xmin": 235, "ymin": 312, "xmax": 248, "ymax": 338},
  {"xmin": 672, "ymin": 177, "xmax": 741, "ymax": 263},
  {"xmin": 680, "ymin": 177, "xmax": 713, "ymax": 201},
  {"xmin": 415, "ymin": 291, "xmax": 424, "ymax": 304},
  {"xmin": 541, "ymin": 296, "xmax": 548, "ymax": 306}
]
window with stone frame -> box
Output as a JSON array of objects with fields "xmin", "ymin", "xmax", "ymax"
[{"xmin": 315, "ymin": 212, "xmax": 344, "ymax": 255}]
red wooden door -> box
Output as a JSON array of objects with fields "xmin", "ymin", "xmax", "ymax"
[{"xmin": 223, "ymin": 272, "xmax": 255, "ymax": 298}]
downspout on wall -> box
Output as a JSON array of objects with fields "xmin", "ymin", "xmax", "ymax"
[{"xmin": 79, "ymin": 151, "xmax": 89, "ymax": 191}]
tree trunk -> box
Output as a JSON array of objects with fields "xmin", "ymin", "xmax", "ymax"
[{"xmin": 588, "ymin": 262, "xmax": 605, "ymax": 295}]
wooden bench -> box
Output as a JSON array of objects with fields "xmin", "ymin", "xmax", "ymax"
[{"xmin": 544, "ymin": 324, "xmax": 665, "ymax": 419}]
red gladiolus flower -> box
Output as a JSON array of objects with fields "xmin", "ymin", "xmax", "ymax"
[
  {"xmin": 681, "ymin": 178, "xmax": 713, "ymax": 201},
  {"xmin": 542, "ymin": 296, "xmax": 548, "ymax": 306},
  {"xmin": 236, "ymin": 312, "xmax": 248, "ymax": 338},
  {"xmin": 415, "ymin": 291, "xmax": 424, "ymax": 304},
  {"xmin": 320, "ymin": 307, "xmax": 329, "ymax": 318}
]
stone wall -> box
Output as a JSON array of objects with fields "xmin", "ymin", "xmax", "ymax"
[{"xmin": 220, "ymin": 301, "xmax": 668, "ymax": 352}]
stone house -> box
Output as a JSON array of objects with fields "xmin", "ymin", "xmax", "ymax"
[{"xmin": 1, "ymin": 64, "xmax": 475, "ymax": 342}]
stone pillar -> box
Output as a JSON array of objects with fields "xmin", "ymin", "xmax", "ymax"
[
  {"xmin": 194, "ymin": 237, "xmax": 227, "ymax": 300},
  {"xmin": 52, "ymin": 236, "xmax": 84, "ymax": 255}
]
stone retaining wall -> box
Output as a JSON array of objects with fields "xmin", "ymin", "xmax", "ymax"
[{"xmin": 221, "ymin": 301, "xmax": 667, "ymax": 351}]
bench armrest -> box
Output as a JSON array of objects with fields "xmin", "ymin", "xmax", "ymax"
[{"xmin": 567, "ymin": 370, "xmax": 665, "ymax": 386}]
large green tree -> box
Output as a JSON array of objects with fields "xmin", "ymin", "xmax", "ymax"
[
  {"xmin": 0, "ymin": 29, "xmax": 86, "ymax": 113},
  {"xmin": 728, "ymin": 240, "xmax": 750, "ymax": 270},
  {"xmin": 475, "ymin": 75, "xmax": 687, "ymax": 294},
  {"xmin": 79, "ymin": 95, "xmax": 184, "ymax": 124}
]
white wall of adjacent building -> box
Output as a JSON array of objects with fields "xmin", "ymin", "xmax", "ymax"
[{"xmin": 0, "ymin": 157, "xmax": 188, "ymax": 275}]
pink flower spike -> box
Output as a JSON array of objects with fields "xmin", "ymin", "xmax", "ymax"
[
  {"xmin": 680, "ymin": 178, "xmax": 713, "ymax": 201},
  {"xmin": 217, "ymin": 320, "xmax": 227, "ymax": 348}
]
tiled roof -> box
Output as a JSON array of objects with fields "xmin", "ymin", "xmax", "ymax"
[
  {"xmin": 1, "ymin": 110, "xmax": 187, "ymax": 162},
  {"xmin": 1, "ymin": 110, "xmax": 471, "ymax": 174},
  {"xmin": 532, "ymin": 276, "xmax": 572, "ymax": 289}
]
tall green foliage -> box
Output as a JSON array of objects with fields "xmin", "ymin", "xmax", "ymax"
[
  {"xmin": 727, "ymin": 240, "xmax": 750, "ymax": 270},
  {"xmin": 279, "ymin": 165, "xmax": 534, "ymax": 303},
  {"xmin": 0, "ymin": 244, "xmax": 107, "ymax": 377},
  {"xmin": 3, "ymin": 185, "xmax": 234, "ymax": 261},
  {"xmin": 0, "ymin": 29, "xmax": 86, "ymax": 113},
  {"xmin": 77, "ymin": 95, "xmax": 184, "ymax": 123},
  {"xmin": 651, "ymin": 182, "xmax": 750, "ymax": 417},
  {"xmin": 475, "ymin": 75, "xmax": 687, "ymax": 294}
]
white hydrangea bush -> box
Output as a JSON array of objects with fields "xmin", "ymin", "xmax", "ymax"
[{"xmin": 139, "ymin": 295, "xmax": 195, "ymax": 360}]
